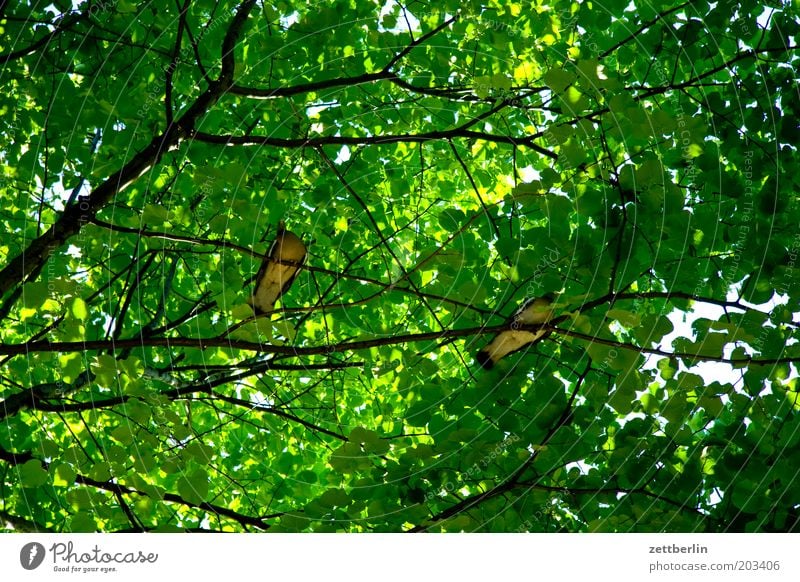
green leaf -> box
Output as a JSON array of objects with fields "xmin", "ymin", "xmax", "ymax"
[
  {"xmin": 19, "ymin": 459, "xmax": 49, "ymax": 487},
  {"xmin": 318, "ymin": 488, "xmax": 351, "ymax": 508},
  {"xmin": 177, "ymin": 469, "xmax": 209, "ymax": 504},
  {"xmin": 110, "ymin": 425, "xmax": 135, "ymax": 445},
  {"xmin": 21, "ymin": 282, "xmax": 48, "ymax": 310},
  {"xmin": 142, "ymin": 204, "xmax": 169, "ymax": 226},
  {"xmin": 88, "ymin": 462, "xmax": 112, "ymax": 482},
  {"xmin": 52, "ymin": 462, "xmax": 77, "ymax": 487},
  {"xmin": 69, "ymin": 512, "xmax": 98, "ymax": 532},
  {"xmin": 70, "ymin": 297, "xmax": 88, "ymax": 320},
  {"xmin": 543, "ymin": 68, "xmax": 576, "ymax": 93}
]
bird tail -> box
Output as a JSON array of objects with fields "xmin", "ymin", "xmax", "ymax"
[{"xmin": 475, "ymin": 349, "xmax": 495, "ymax": 370}]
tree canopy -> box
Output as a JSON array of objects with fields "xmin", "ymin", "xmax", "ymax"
[{"xmin": 1, "ymin": 0, "xmax": 799, "ymax": 532}]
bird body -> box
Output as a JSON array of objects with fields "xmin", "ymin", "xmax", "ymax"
[
  {"xmin": 249, "ymin": 226, "xmax": 306, "ymax": 314},
  {"xmin": 476, "ymin": 295, "xmax": 554, "ymax": 369}
]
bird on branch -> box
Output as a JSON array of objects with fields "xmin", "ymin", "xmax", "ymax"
[
  {"xmin": 476, "ymin": 293, "xmax": 555, "ymax": 369},
  {"xmin": 248, "ymin": 221, "xmax": 307, "ymax": 315}
]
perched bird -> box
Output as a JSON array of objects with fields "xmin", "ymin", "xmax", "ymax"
[
  {"xmin": 476, "ymin": 294, "xmax": 555, "ymax": 369},
  {"xmin": 248, "ymin": 222, "xmax": 307, "ymax": 314}
]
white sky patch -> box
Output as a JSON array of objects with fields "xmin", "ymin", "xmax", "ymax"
[
  {"xmin": 518, "ymin": 166, "xmax": 540, "ymax": 182},
  {"xmin": 334, "ymin": 145, "xmax": 351, "ymax": 164},
  {"xmin": 565, "ymin": 460, "xmax": 594, "ymax": 474},
  {"xmin": 49, "ymin": 180, "xmax": 70, "ymax": 209},
  {"xmin": 65, "ymin": 244, "xmax": 82, "ymax": 259},
  {"xmin": 307, "ymin": 103, "xmax": 333, "ymax": 117},
  {"xmin": 637, "ymin": 287, "xmax": 800, "ymax": 401},
  {"xmin": 280, "ymin": 11, "xmax": 300, "ymax": 29}
]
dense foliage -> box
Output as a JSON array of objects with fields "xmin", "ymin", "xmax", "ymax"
[{"xmin": 1, "ymin": 0, "xmax": 799, "ymax": 532}]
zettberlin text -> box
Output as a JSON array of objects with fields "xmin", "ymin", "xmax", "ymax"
[{"xmin": 649, "ymin": 544, "xmax": 708, "ymax": 554}]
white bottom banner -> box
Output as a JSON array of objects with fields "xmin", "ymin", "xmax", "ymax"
[{"xmin": 0, "ymin": 534, "xmax": 794, "ymax": 581}]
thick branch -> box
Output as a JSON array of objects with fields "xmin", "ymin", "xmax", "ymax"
[
  {"xmin": 191, "ymin": 129, "xmax": 558, "ymax": 159},
  {"xmin": 0, "ymin": 321, "xmax": 793, "ymax": 366}
]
